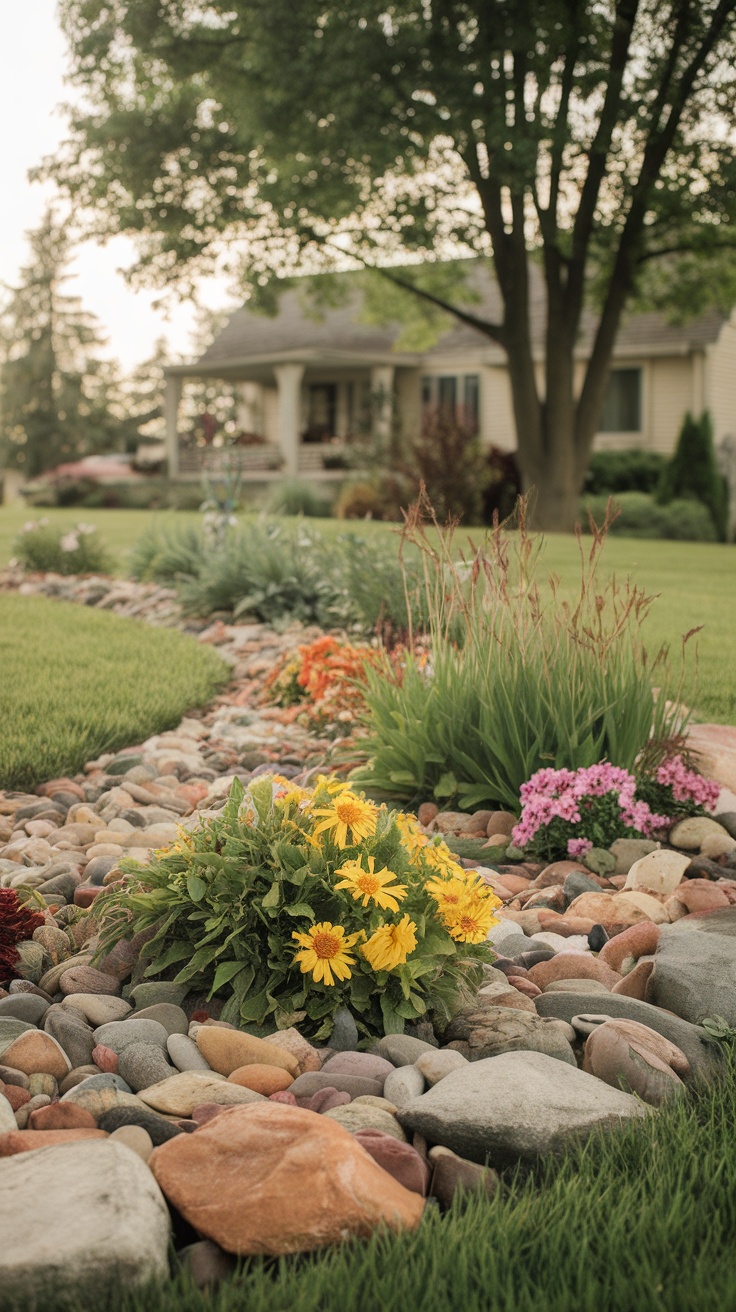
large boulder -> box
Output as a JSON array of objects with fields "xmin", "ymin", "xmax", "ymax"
[
  {"xmin": 397, "ymin": 1051, "xmax": 646, "ymax": 1166},
  {"xmin": 149, "ymin": 1102, "xmax": 423, "ymax": 1255},
  {"xmin": 649, "ymin": 910, "xmax": 736, "ymax": 1026},
  {"xmin": 0, "ymin": 1140, "xmax": 170, "ymax": 1307},
  {"xmin": 534, "ymin": 990, "xmax": 719, "ymax": 1079},
  {"xmin": 582, "ymin": 1019, "xmax": 688, "ymax": 1107}
]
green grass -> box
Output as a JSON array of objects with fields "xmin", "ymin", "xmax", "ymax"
[
  {"xmin": 1, "ymin": 505, "xmax": 734, "ymax": 723},
  {"xmin": 17, "ymin": 1048, "xmax": 736, "ymax": 1312},
  {"xmin": 0, "ymin": 595, "xmax": 229, "ymax": 791}
]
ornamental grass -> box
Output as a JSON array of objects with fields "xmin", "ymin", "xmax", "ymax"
[
  {"xmin": 353, "ymin": 495, "xmax": 692, "ymax": 811},
  {"xmin": 94, "ymin": 773, "xmax": 501, "ymax": 1041}
]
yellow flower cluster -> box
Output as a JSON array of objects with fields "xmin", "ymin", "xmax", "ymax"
[
  {"xmin": 292, "ymin": 912, "xmax": 418, "ymax": 983},
  {"xmin": 424, "ymin": 841, "xmax": 502, "ymax": 943}
]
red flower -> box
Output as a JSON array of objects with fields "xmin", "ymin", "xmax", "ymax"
[{"xmin": 0, "ymin": 889, "xmax": 46, "ymax": 983}]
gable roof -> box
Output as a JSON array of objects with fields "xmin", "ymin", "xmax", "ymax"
[{"xmin": 178, "ymin": 261, "xmax": 728, "ymax": 376}]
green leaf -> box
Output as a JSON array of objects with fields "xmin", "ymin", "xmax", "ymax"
[
  {"xmin": 210, "ymin": 960, "xmax": 249, "ymax": 992},
  {"xmin": 380, "ymin": 992, "xmax": 405, "ymax": 1034},
  {"xmin": 434, "ymin": 771, "xmax": 458, "ymax": 800},
  {"xmin": 261, "ymin": 881, "xmax": 280, "ymax": 910},
  {"xmin": 142, "ymin": 940, "xmax": 192, "ymax": 976},
  {"xmin": 239, "ymin": 988, "xmax": 271, "ymax": 1023},
  {"xmin": 283, "ymin": 901, "xmax": 315, "ymax": 919},
  {"xmin": 186, "ymin": 873, "xmax": 206, "ymax": 901}
]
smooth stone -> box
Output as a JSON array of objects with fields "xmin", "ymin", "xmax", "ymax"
[
  {"xmin": 650, "ymin": 914, "xmax": 736, "ymax": 1025},
  {"xmin": 427, "ymin": 1144, "xmax": 499, "ymax": 1208},
  {"xmin": 93, "ymin": 1019, "xmax": 169, "ymax": 1055},
  {"xmin": 43, "ymin": 1005, "xmax": 95, "ymax": 1069},
  {"xmin": 118, "ymin": 1043, "xmax": 178, "ymax": 1093},
  {"xmin": 374, "ymin": 1035, "xmax": 437, "ymax": 1067},
  {"xmin": 149, "ymin": 1103, "xmax": 422, "ymax": 1254},
  {"xmin": 196, "ymin": 1027, "xmax": 298, "ymax": 1078},
  {"xmin": 99, "ymin": 1106, "xmax": 185, "ymax": 1145},
  {"xmin": 109, "ymin": 1124, "xmax": 154, "ymax": 1162},
  {"xmin": 398, "ymin": 1051, "xmax": 647, "ymax": 1166},
  {"xmin": 582, "ymin": 1019, "xmax": 688, "ymax": 1107},
  {"xmin": 60, "ymin": 1087, "xmax": 142, "ymax": 1120},
  {"xmin": 527, "ymin": 954, "xmax": 620, "ymax": 990},
  {"xmin": 139, "ymin": 1071, "xmax": 264, "ymax": 1117},
  {"xmin": 262, "ymin": 1028, "xmax": 321, "ymax": 1074},
  {"xmin": 535, "ymin": 991, "xmax": 719, "ymax": 1079},
  {"xmin": 289, "ymin": 1071, "xmax": 383, "ymax": 1100},
  {"xmin": 415, "ymin": 1050, "xmax": 469, "ymax": 1085},
  {"xmin": 300, "ymin": 1088, "xmax": 350, "ymax": 1114},
  {"xmin": 28, "ymin": 1102, "xmax": 98, "ymax": 1130},
  {"xmin": 623, "ymin": 850, "xmax": 690, "ymax": 896},
  {"xmin": 0, "ymin": 1128, "xmax": 109, "ymax": 1156},
  {"xmin": 0, "ymin": 1093, "xmax": 16, "ymax": 1133},
  {"xmin": 58, "ymin": 1065, "xmax": 100, "ymax": 1095},
  {"xmin": 167, "ymin": 1033, "xmax": 211, "ymax": 1073},
  {"xmin": 127, "ymin": 982, "xmax": 188, "ymax": 1009},
  {"xmin": 323, "ymin": 1103, "xmax": 407, "ymax": 1141},
  {"xmin": 27, "ymin": 1072, "xmax": 57, "ymax": 1098},
  {"xmin": 0, "ymin": 1140, "xmax": 170, "ymax": 1299},
  {"xmin": 447, "ymin": 1005, "xmax": 578, "ymax": 1066},
  {"xmin": 544, "ymin": 979, "xmax": 612, "ymax": 994},
  {"xmin": 131, "ymin": 1004, "xmax": 189, "ymax": 1036},
  {"xmin": 1, "ymin": 1031, "xmax": 71, "ymax": 1079},
  {"xmin": 669, "ymin": 816, "xmax": 730, "ymax": 850},
  {"xmin": 61, "ymin": 994, "xmax": 132, "ymax": 1026},
  {"xmin": 329, "ymin": 1007, "xmax": 360, "ymax": 1052},
  {"xmin": 383, "ymin": 1065, "xmax": 426, "ymax": 1111},
  {"xmin": 0, "ymin": 1019, "xmax": 35, "ymax": 1057},
  {"xmin": 0, "ymin": 994, "xmax": 49, "ymax": 1025},
  {"xmin": 228, "ymin": 1064, "xmax": 294, "ymax": 1095},
  {"xmin": 178, "ymin": 1239, "xmax": 238, "ymax": 1290},
  {"xmin": 0, "ymin": 1065, "xmax": 30, "ymax": 1090},
  {"xmin": 38, "ymin": 953, "xmax": 94, "ymax": 996},
  {"xmin": 59, "ymin": 965, "xmax": 121, "ymax": 997},
  {"xmin": 609, "ymin": 838, "xmax": 658, "ymax": 876},
  {"xmin": 353, "ymin": 1128, "xmax": 429, "ymax": 1195},
  {"xmin": 321, "ymin": 1052, "xmax": 394, "ymax": 1083}
]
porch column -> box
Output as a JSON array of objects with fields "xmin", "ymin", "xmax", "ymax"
[
  {"xmin": 274, "ymin": 363, "xmax": 305, "ymax": 476},
  {"xmin": 370, "ymin": 364, "xmax": 395, "ymax": 445},
  {"xmin": 164, "ymin": 375, "xmax": 183, "ymax": 478}
]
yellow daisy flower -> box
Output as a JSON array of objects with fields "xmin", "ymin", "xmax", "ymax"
[
  {"xmin": 423, "ymin": 841, "xmax": 466, "ymax": 880},
  {"xmin": 394, "ymin": 812, "xmax": 429, "ymax": 859},
  {"xmin": 311, "ymin": 790, "xmax": 378, "ymax": 848},
  {"xmin": 361, "ymin": 914, "xmax": 418, "ymax": 971},
  {"xmin": 441, "ymin": 895, "xmax": 501, "ymax": 943},
  {"xmin": 334, "ymin": 855, "xmax": 407, "ymax": 912},
  {"xmin": 426, "ymin": 873, "xmax": 477, "ymax": 908},
  {"xmin": 291, "ymin": 921, "xmax": 361, "ymax": 986}
]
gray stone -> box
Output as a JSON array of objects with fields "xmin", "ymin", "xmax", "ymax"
[
  {"xmin": 535, "ymin": 990, "xmax": 719, "ymax": 1079},
  {"xmin": 669, "ymin": 816, "xmax": 730, "ymax": 850},
  {"xmin": 321, "ymin": 1052, "xmax": 394, "ymax": 1083},
  {"xmin": 64, "ymin": 1073, "xmax": 133, "ymax": 1095},
  {"xmin": 398, "ymin": 1051, "xmax": 647, "ymax": 1166},
  {"xmin": 0, "ymin": 994, "xmax": 49, "ymax": 1025},
  {"xmin": 383, "ymin": 1064, "xmax": 426, "ymax": 1110},
  {"xmin": 448, "ymin": 1005, "xmax": 578, "ymax": 1066},
  {"xmin": 93, "ymin": 1018, "xmax": 169, "ymax": 1054},
  {"xmin": 0, "ymin": 1019, "xmax": 35, "ymax": 1057},
  {"xmin": 563, "ymin": 871, "xmax": 610, "ymax": 902},
  {"xmin": 289, "ymin": 1071, "xmax": 383, "ymax": 1100},
  {"xmin": 609, "ymin": 838, "xmax": 658, "ymax": 876},
  {"xmin": 43, "ymin": 1005, "xmax": 95, "ymax": 1069},
  {"xmin": 0, "ymin": 1093, "xmax": 16, "ymax": 1134},
  {"xmin": 374, "ymin": 1034, "xmax": 437, "ymax": 1067},
  {"xmin": 323, "ymin": 1103, "xmax": 407, "ymax": 1140},
  {"xmin": 127, "ymin": 981, "xmax": 188, "ymax": 1009},
  {"xmin": 487, "ymin": 920, "xmax": 531, "ymax": 952},
  {"xmin": 98, "ymin": 1105, "xmax": 186, "ymax": 1145},
  {"xmin": 0, "ymin": 1140, "xmax": 170, "ymax": 1303},
  {"xmin": 167, "ymin": 1032, "xmax": 211, "ymax": 1072},
  {"xmin": 118, "ymin": 1042, "xmax": 177, "ymax": 1093},
  {"xmin": 415, "ymin": 1049, "xmax": 469, "ymax": 1085},
  {"xmin": 131, "ymin": 1004, "xmax": 189, "ymax": 1036},
  {"xmin": 544, "ymin": 979, "xmax": 612, "ymax": 995},
  {"xmin": 717, "ymin": 812, "xmax": 736, "ymax": 840},
  {"xmin": 650, "ymin": 913, "xmax": 736, "ymax": 1026},
  {"xmin": 329, "ymin": 1006, "xmax": 359, "ymax": 1052}
]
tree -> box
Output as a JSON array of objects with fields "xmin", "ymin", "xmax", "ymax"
[
  {"xmin": 48, "ymin": 1, "xmax": 736, "ymax": 528},
  {"xmin": 0, "ymin": 209, "xmax": 125, "ymax": 477}
]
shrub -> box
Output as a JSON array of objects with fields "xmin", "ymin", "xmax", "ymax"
[
  {"xmin": 635, "ymin": 753, "xmax": 720, "ymax": 821},
  {"xmin": 510, "ymin": 764, "xmax": 671, "ymax": 862},
  {"xmin": 127, "ymin": 522, "xmax": 206, "ymax": 583},
  {"xmin": 95, "ymin": 774, "xmax": 501, "ymax": 1040},
  {"xmin": 335, "ymin": 475, "xmax": 408, "ymax": 521},
  {"xmin": 263, "ymin": 635, "xmax": 385, "ymax": 734},
  {"xmin": 580, "ymin": 492, "xmax": 718, "ymax": 541},
  {"xmin": 266, "ymin": 479, "xmax": 334, "ymax": 518},
  {"xmin": 657, "ymin": 411, "xmax": 729, "ymax": 540},
  {"xmin": 12, "ymin": 519, "xmax": 114, "ymax": 575},
  {"xmin": 352, "ymin": 497, "xmax": 688, "ymax": 811},
  {"xmin": 482, "ymin": 446, "xmax": 522, "ymax": 523},
  {"xmin": 584, "ymin": 450, "xmax": 667, "ymax": 495},
  {"xmin": 405, "ymin": 407, "xmax": 490, "ymax": 525}
]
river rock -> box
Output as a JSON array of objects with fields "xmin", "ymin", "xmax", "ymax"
[
  {"xmin": 43, "ymin": 1005, "xmax": 95, "ymax": 1069},
  {"xmin": 149, "ymin": 1102, "xmax": 423, "ymax": 1254},
  {"xmin": 167, "ymin": 1033, "xmax": 211, "ymax": 1073},
  {"xmin": 427, "ymin": 1144, "xmax": 499, "ymax": 1208},
  {"xmin": 374, "ymin": 1035, "xmax": 437, "ymax": 1066},
  {"xmin": 649, "ymin": 911, "xmax": 736, "ymax": 1025},
  {"xmin": 118, "ymin": 1043, "xmax": 178, "ymax": 1093},
  {"xmin": 415, "ymin": 1049, "xmax": 469, "ymax": 1085},
  {"xmin": 0, "ymin": 994, "xmax": 49, "ymax": 1025},
  {"xmin": 196, "ymin": 1027, "xmax": 298, "ymax": 1078},
  {"xmin": 353, "ymin": 1128, "xmax": 429, "ymax": 1195},
  {"xmin": 398, "ymin": 1051, "xmax": 647, "ymax": 1165},
  {"xmin": 1, "ymin": 1031, "xmax": 71, "ymax": 1080},
  {"xmin": 623, "ymin": 850, "xmax": 690, "ymax": 896},
  {"xmin": 383, "ymin": 1065, "xmax": 426, "ymax": 1110},
  {"xmin": 98, "ymin": 1105, "xmax": 186, "ymax": 1145},
  {"xmin": 599, "ymin": 922, "xmax": 661, "ymax": 972},
  {"xmin": 139, "ymin": 1071, "xmax": 264, "ymax": 1117},
  {"xmin": 59, "ymin": 965, "xmax": 121, "ymax": 997},
  {"xmin": 289, "ymin": 1071, "xmax": 383, "ymax": 1100},
  {"xmin": 323, "ymin": 1103, "xmax": 407, "ymax": 1140},
  {"xmin": 526, "ymin": 954, "xmax": 621, "ymax": 990},
  {"xmin": 669, "ymin": 816, "xmax": 730, "ymax": 850},
  {"xmin": 262, "ymin": 1027, "xmax": 321, "ymax": 1074},
  {"xmin": 228, "ymin": 1064, "xmax": 293, "ymax": 1095},
  {"xmin": 582, "ymin": 1019, "xmax": 688, "ymax": 1106},
  {"xmin": 131, "ymin": 1004, "xmax": 189, "ymax": 1036},
  {"xmin": 0, "ymin": 1139, "xmax": 170, "ymax": 1301},
  {"xmin": 93, "ymin": 1019, "xmax": 169, "ymax": 1055},
  {"xmin": 61, "ymin": 994, "xmax": 132, "ymax": 1026}
]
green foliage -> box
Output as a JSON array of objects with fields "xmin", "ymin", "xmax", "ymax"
[
  {"xmin": 95, "ymin": 775, "xmax": 494, "ymax": 1040},
  {"xmin": 353, "ymin": 503, "xmax": 687, "ymax": 811},
  {"xmin": 404, "ymin": 409, "xmax": 490, "ymax": 526},
  {"xmin": 585, "ymin": 450, "xmax": 667, "ymax": 496},
  {"xmin": 25, "ymin": 1047, "xmax": 736, "ymax": 1312},
  {"xmin": 0, "ymin": 595, "xmax": 227, "ymax": 790},
  {"xmin": 13, "ymin": 520, "xmax": 114, "ymax": 576},
  {"xmin": 657, "ymin": 411, "xmax": 729, "ymax": 540},
  {"xmin": 265, "ymin": 480, "xmax": 335, "ymax": 518},
  {"xmin": 581, "ymin": 492, "xmax": 718, "ymax": 541}
]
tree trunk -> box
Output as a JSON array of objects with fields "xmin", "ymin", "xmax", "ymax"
[{"xmin": 517, "ymin": 449, "xmax": 585, "ymax": 532}]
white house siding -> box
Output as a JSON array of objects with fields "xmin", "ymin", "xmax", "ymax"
[
  {"xmin": 705, "ymin": 313, "xmax": 736, "ymax": 448},
  {"xmin": 395, "ymin": 367, "xmax": 421, "ymax": 440}
]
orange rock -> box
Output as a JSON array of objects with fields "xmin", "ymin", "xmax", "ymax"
[
  {"xmin": 1, "ymin": 1083, "xmax": 30, "ymax": 1111},
  {"xmin": 1, "ymin": 1032, "xmax": 71, "ymax": 1080},
  {"xmin": 196, "ymin": 1027, "xmax": 299, "ymax": 1078},
  {"xmin": 598, "ymin": 922, "xmax": 661, "ymax": 972},
  {"xmin": 0, "ymin": 1129, "xmax": 108, "ymax": 1156},
  {"xmin": 537, "ymin": 913, "xmax": 597, "ymax": 937},
  {"xmin": 527, "ymin": 953, "xmax": 621, "ymax": 991},
  {"xmin": 149, "ymin": 1103, "xmax": 423, "ymax": 1255},
  {"xmin": 671, "ymin": 882, "xmax": 730, "ymax": 916},
  {"xmin": 228, "ymin": 1065, "xmax": 294, "ymax": 1095},
  {"xmin": 262, "ymin": 1027, "xmax": 321, "ymax": 1074},
  {"xmin": 28, "ymin": 1102, "xmax": 98, "ymax": 1131},
  {"xmin": 531, "ymin": 861, "xmax": 590, "ymax": 889},
  {"xmin": 611, "ymin": 960, "xmax": 654, "ymax": 1001},
  {"xmin": 506, "ymin": 977, "xmax": 542, "ymax": 999},
  {"xmin": 493, "ymin": 875, "xmax": 531, "ymax": 896}
]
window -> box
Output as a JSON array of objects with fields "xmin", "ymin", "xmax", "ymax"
[
  {"xmin": 304, "ymin": 384, "xmax": 337, "ymax": 442},
  {"xmin": 421, "ymin": 374, "xmax": 480, "ymax": 432},
  {"xmin": 463, "ymin": 375, "xmax": 480, "ymax": 431},
  {"xmin": 600, "ymin": 368, "xmax": 642, "ymax": 432},
  {"xmin": 437, "ymin": 376, "xmax": 457, "ymax": 414}
]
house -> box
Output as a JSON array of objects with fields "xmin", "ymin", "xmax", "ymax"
[{"xmin": 163, "ymin": 262, "xmax": 736, "ymax": 483}]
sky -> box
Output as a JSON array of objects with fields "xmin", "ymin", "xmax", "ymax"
[{"xmin": 0, "ymin": 1, "xmax": 229, "ymax": 370}]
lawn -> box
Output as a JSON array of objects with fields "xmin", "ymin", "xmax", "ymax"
[
  {"xmin": 1, "ymin": 504, "xmax": 734, "ymax": 723},
  {"xmin": 28, "ymin": 1047, "xmax": 736, "ymax": 1312},
  {"xmin": 0, "ymin": 595, "xmax": 228, "ymax": 791}
]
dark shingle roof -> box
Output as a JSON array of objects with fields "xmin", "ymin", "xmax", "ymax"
[{"xmin": 192, "ymin": 261, "xmax": 727, "ymax": 369}]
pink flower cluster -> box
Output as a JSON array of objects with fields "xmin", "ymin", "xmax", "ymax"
[
  {"xmin": 512, "ymin": 763, "xmax": 670, "ymax": 853},
  {"xmin": 655, "ymin": 755, "xmax": 720, "ymax": 812}
]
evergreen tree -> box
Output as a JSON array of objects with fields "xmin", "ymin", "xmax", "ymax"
[
  {"xmin": 658, "ymin": 411, "xmax": 729, "ymax": 541},
  {"xmin": 0, "ymin": 209, "xmax": 124, "ymax": 477}
]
